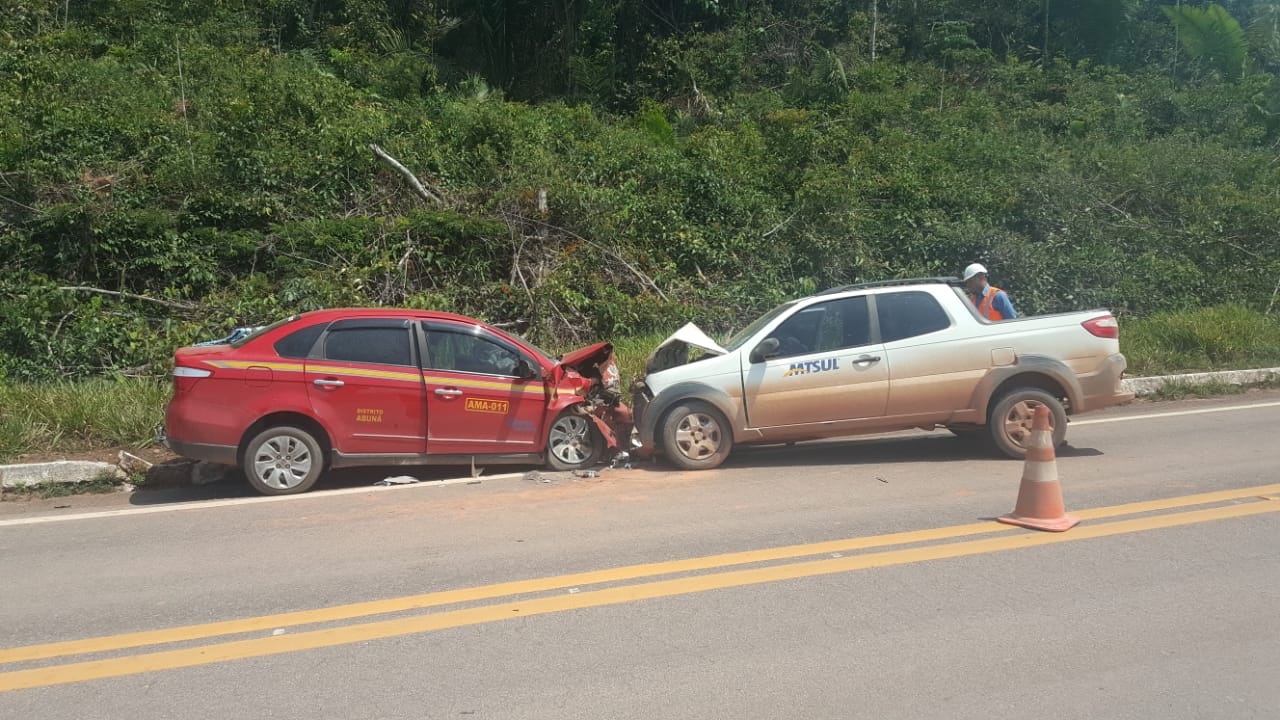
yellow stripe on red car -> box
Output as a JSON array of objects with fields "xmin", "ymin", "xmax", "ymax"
[{"xmin": 205, "ymin": 360, "xmax": 545, "ymax": 393}]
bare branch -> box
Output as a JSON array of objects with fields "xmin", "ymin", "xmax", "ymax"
[
  {"xmin": 369, "ymin": 144, "xmax": 443, "ymax": 204},
  {"xmin": 499, "ymin": 211, "xmax": 670, "ymax": 302},
  {"xmin": 58, "ymin": 286, "xmax": 198, "ymax": 311},
  {"xmin": 762, "ymin": 213, "xmax": 796, "ymax": 238}
]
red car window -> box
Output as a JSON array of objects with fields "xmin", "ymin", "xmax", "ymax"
[
  {"xmin": 425, "ymin": 330, "xmax": 523, "ymax": 376},
  {"xmin": 323, "ymin": 327, "xmax": 413, "ymax": 366},
  {"xmin": 274, "ymin": 323, "xmax": 326, "ymax": 358}
]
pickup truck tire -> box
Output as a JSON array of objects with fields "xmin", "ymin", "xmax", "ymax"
[
  {"xmin": 661, "ymin": 401, "xmax": 733, "ymax": 470},
  {"xmin": 988, "ymin": 388, "xmax": 1068, "ymax": 459},
  {"xmin": 243, "ymin": 425, "xmax": 324, "ymax": 495}
]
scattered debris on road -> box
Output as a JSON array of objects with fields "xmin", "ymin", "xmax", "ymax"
[{"xmin": 375, "ymin": 476, "xmax": 421, "ymax": 486}]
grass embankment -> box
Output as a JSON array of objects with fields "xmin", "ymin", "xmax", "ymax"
[
  {"xmin": 2, "ymin": 306, "xmax": 1277, "ymax": 464},
  {"xmin": 1121, "ymin": 305, "xmax": 1280, "ymax": 375},
  {"xmin": 0, "ymin": 379, "xmax": 170, "ymax": 464}
]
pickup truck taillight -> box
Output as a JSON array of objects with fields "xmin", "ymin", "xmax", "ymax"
[{"xmin": 1082, "ymin": 316, "xmax": 1119, "ymax": 339}]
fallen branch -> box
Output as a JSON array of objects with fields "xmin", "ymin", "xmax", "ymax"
[
  {"xmin": 369, "ymin": 144, "xmax": 443, "ymax": 204},
  {"xmin": 58, "ymin": 286, "xmax": 198, "ymax": 311}
]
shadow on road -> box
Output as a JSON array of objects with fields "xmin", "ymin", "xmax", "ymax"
[
  {"xmin": 129, "ymin": 432, "xmax": 1103, "ymax": 505},
  {"xmin": 128, "ymin": 463, "xmax": 543, "ymax": 506},
  {"xmin": 646, "ymin": 432, "xmax": 1104, "ymax": 471}
]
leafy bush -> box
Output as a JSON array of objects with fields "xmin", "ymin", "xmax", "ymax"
[{"xmin": 2, "ymin": 0, "xmax": 1279, "ymax": 382}]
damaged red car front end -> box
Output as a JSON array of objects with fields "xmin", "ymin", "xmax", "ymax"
[{"xmin": 550, "ymin": 341, "xmax": 635, "ymax": 456}]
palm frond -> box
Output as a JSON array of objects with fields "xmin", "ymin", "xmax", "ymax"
[{"xmin": 1163, "ymin": 3, "xmax": 1248, "ymax": 79}]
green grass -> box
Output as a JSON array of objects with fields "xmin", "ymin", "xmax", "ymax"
[
  {"xmin": 606, "ymin": 331, "xmax": 674, "ymax": 385},
  {"xmin": 1146, "ymin": 379, "xmax": 1246, "ymax": 401},
  {"xmin": 1121, "ymin": 305, "xmax": 1280, "ymax": 376},
  {"xmin": 0, "ymin": 378, "xmax": 170, "ymax": 463}
]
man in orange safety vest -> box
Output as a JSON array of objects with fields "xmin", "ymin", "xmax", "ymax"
[{"xmin": 962, "ymin": 263, "xmax": 1016, "ymax": 320}]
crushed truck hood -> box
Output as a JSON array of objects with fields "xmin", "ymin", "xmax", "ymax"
[{"xmin": 644, "ymin": 322, "xmax": 728, "ymax": 375}]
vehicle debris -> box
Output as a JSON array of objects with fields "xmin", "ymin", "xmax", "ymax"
[{"xmin": 375, "ymin": 475, "xmax": 421, "ymax": 486}]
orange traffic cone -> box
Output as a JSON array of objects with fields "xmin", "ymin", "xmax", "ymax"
[{"xmin": 998, "ymin": 404, "xmax": 1080, "ymax": 532}]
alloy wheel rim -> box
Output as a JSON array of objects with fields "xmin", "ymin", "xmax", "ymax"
[
  {"xmin": 1002, "ymin": 400, "xmax": 1044, "ymax": 448},
  {"xmin": 252, "ymin": 435, "xmax": 313, "ymax": 490},
  {"xmin": 549, "ymin": 415, "xmax": 592, "ymax": 464},
  {"xmin": 674, "ymin": 412, "xmax": 721, "ymax": 460}
]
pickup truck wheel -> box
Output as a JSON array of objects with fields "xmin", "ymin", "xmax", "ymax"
[
  {"xmin": 546, "ymin": 410, "xmax": 602, "ymax": 471},
  {"xmin": 242, "ymin": 426, "xmax": 323, "ymax": 495},
  {"xmin": 661, "ymin": 401, "xmax": 733, "ymax": 470},
  {"xmin": 988, "ymin": 389, "xmax": 1068, "ymax": 459}
]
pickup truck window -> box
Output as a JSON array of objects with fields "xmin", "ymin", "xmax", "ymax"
[
  {"xmin": 876, "ymin": 291, "xmax": 950, "ymax": 342},
  {"xmin": 767, "ymin": 296, "xmax": 870, "ymax": 358}
]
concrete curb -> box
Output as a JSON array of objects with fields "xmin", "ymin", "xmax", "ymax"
[
  {"xmin": 1120, "ymin": 367, "xmax": 1280, "ymax": 396},
  {"xmin": 0, "ymin": 456, "xmax": 232, "ymax": 491},
  {"xmin": 2, "ymin": 367, "xmax": 1277, "ymax": 490},
  {"xmin": 0, "ymin": 461, "xmax": 125, "ymax": 490}
]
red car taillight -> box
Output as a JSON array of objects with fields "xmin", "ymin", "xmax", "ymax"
[
  {"xmin": 172, "ymin": 364, "xmax": 213, "ymax": 392},
  {"xmin": 1082, "ymin": 316, "xmax": 1119, "ymax": 339}
]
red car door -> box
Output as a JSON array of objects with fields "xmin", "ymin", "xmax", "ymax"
[
  {"xmin": 305, "ymin": 318, "xmax": 426, "ymax": 455},
  {"xmin": 419, "ymin": 321, "xmax": 548, "ymax": 455}
]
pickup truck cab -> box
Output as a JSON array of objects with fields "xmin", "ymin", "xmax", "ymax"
[{"xmin": 632, "ymin": 277, "xmax": 1133, "ymax": 469}]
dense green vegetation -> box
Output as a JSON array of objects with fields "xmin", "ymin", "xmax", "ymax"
[{"xmin": 2, "ymin": 1, "xmax": 1279, "ymax": 381}]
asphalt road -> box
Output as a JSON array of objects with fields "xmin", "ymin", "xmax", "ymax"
[{"xmin": 2, "ymin": 391, "xmax": 1278, "ymax": 719}]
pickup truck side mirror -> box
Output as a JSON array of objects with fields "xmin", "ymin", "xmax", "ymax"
[
  {"xmin": 515, "ymin": 358, "xmax": 539, "ymax": 380},
  {"xmin": 749, "ymin": 337, "xmax": 781, "ymax": 364}
]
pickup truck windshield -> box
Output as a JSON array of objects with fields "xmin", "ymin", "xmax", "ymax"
[{"xmin": 724, "ymin": 300, "xmax": 799, "ymax": 352}]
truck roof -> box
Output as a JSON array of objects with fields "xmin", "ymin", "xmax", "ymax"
[{"xmin": 814, "ymin": 277, "xmax": 965, "ymax": 296}]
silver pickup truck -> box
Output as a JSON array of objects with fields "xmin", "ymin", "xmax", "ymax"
[{"xmin": 631, "ymin": 277, "xmax": 1134, "ymax": 469}]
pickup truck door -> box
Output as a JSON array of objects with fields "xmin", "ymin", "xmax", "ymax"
[
  {"xmin": 874, "ymin": 290, "xmax": 981, "ymax": 419},
  {"xmin": 742, "ymin": 295, "xmax": 889, "ymax": 428}
]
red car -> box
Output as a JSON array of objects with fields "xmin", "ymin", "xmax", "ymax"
[{"xmin": 162, "ymin": 309, "xmax": 632, "ymax": 495}]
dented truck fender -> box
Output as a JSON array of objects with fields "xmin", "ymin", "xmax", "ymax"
[{"xmin": 635, "ymin": 381, "xmax": 742, "ymax": 449}]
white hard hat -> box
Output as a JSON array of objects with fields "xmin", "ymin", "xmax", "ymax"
[{"xmin": 962, "ymin": 263, "xmax": 987, "ymax": 281}]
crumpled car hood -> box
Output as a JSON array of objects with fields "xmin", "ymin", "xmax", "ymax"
[
  {"xmin": 644, "ymin": 322, "xmax": 728, "ymax": 375},
  {"xmin": 553, "ymin": 341, "xmax": 622, "ymax": 400}
]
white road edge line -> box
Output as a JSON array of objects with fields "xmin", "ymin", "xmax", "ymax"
[
  {"xmin": 1073, "ymin": 400, "xmax": 1280, "ymax": 426},
  {"xmin": 0, "ymin": 471, "xmax": 527, "ymax": 528}
]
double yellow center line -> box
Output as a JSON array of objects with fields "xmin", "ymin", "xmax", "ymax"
[{"xmin": 3, "ymin": 483, "xmax": 1278, "ymax": 692}]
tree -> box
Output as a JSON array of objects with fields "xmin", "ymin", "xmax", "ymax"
[{"xmin": 1163, "ymin": 2, "xmax": 1248, "ymax": 79}]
